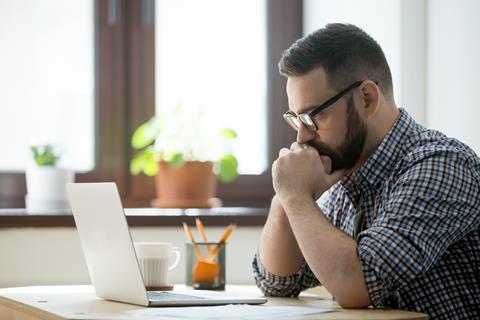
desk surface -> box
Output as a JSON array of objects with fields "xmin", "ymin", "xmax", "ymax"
[{"xmin": 0, "ymin": 285, "xmax": 427, "ymax": 320}]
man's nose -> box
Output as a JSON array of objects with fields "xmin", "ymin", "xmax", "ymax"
[{"xmin": 296, "ymin": 124, "xmax": 315, "ymax": 144}]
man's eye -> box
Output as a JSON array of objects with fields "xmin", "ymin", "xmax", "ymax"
[{"xmin": 312, "ymin": 111, "xmax": 324, "ymax": 120}]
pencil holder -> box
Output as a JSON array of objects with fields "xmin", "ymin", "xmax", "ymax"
[{"xmin": 185, "ymin": 242, "xmax": 226, "ymax": 290}]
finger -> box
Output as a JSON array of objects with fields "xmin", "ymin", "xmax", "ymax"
[
  {"xmin": 320, "ymin": 156, "xmax": 332, "ymax": 174},
  {"xmin": 278, "ymin": 148, "xmax": 290, "ymax": 158},
  {"xmin": 290, "ymin": 142, "xmax": 302, "ymax": 151},
  {"xmin": 290, "ymin": 142, "xmax": 309, "ymax": 152}
]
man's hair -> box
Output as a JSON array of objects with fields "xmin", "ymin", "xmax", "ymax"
[{"xmin": 279, "ymin": 23, "xmax": 393, "ymax": 97}]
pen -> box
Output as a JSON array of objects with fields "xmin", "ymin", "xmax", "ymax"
[
  {"xmin": 182, "ymin": 222, "xmax": 204, "ymax": 261},
  {"xmin": 208, "ymin": 224, "xmax": 236, "ymax": 261},
  {"xmin": 195, "ymin": 218, "xmax": 212, "ymax": 255}
]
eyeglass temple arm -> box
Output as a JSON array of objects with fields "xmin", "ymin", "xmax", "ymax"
[{"xmin": 309, "ymin": 80, "xmax": 378, "ymax": 117}]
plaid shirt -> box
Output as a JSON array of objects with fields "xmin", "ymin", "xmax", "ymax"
[{"xmin": 253, "ymin": 109, "xmax": 480, "ymax": 319}]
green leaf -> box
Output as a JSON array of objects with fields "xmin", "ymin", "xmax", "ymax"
[
  {"xmin": 217, "ymin": 154, "xmax": 238, "ymax": 183},
  {"xmin": 218, "ymin": 128, "xmax": 237, "ymax": 139},
  {"xmin": 168, "ymin": 153, "xmax": 184, "ymax": 168},
  {"xmin": 130, "ymin": 148, "xmax": 159, "ymax": 176},
  {"xmin": 131, "ymin": 118, "xmax": 159, "ymax": 149},
  {"xmin": 143, "ymin": 158, "xmax": 159, "ymax": 176},
  {"xmin": 31, "ymin": 144, "xmax": 59, "ymax": 166},
  {"xmin": 130, "ymin": 152, "xmax": 147, "ymax": 175}
]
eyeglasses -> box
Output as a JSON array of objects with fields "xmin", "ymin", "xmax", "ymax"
[{"xmin": 283, "ymin": 80, "xmax": 374, "ymax": 131}]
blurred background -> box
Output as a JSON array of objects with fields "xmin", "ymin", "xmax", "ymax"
[{"xmin": 0, "ymin": 0, "xmax": 479, "ymax": 208}]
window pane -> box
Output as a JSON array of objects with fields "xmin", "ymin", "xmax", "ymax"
[
  {"xmin": 155, "ymin": 0, "xmax": 267, "ymax": 174},
  {"xmin": 0, "ymin": 0, "xmax": 95, "ymax": 171}
]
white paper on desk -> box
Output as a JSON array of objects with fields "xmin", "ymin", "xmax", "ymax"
[{"xmin": 123, "ymin": 304, "xmax": 334, "ymax": 319}]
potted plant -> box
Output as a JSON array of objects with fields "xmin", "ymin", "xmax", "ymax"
[
  {"xmin": 130, "ymin": 105, "xmax": 238, "ymax": 208},
  {"xmin": 25, "ymin": 144, "xmax": 75, "ymax": 212}
]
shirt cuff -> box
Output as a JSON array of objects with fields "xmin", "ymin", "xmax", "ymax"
[{"xmin": 252, "ymin": 252, "xmax": 319, "ymax": 297}]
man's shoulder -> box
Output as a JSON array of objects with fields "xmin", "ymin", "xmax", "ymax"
[{"xmin": 400, "ymin": 126, "xmax": 479, "ymax": 170}]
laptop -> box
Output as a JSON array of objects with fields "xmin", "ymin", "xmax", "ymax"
[{"xmin": 66, "ymin": 182, "xmax": 267, "ymax": 307}]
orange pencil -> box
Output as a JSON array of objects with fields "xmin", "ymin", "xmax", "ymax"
[
  {"xmin": 195, "ymin": 218, "xmax": 212, "ymax": 255},
  {"xmin": 182, "ymin": 222, "xmax": 204, "ymax": 261},
  {"xmin": 208, "ymin": 224, "xmax": 236, "ymax": 261}
]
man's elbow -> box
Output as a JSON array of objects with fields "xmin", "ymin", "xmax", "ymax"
[
  {"xmin": 335, "ymin": 293, "xmax": 371, "ymax": 309},
  {"xmin": 330, "ymin": 255, "xmax": 372, "ymax": 308}
]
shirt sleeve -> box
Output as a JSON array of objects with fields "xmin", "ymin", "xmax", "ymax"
[
  {"xmin": 252, "ymin": 252, "xmax": 320, "ymax": 297},
  {"xmin": 357, "ymin": 148, "xmax": 480, "ymax": 307}
]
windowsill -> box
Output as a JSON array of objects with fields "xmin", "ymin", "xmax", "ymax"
[{"xmin": 0, "ymin": 208, "xmax": 268, "ymax": 228}]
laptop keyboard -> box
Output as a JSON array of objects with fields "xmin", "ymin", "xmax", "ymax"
[{"xmin": 148, "ymin": 291, "xmax": 208, "ymax": 301}]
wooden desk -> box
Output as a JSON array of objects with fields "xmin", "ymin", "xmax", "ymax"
[{"xmin": 0, "ymin": 285, "xmax": 427, "ymax": 320}]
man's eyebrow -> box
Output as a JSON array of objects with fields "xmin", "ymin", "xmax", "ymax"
[
  {"xmin": 288, "ymin": 100, "xmax": 325, "ymax": 114},
  {"xmin": 296, "ymin": 103, "xmax": 322, "ymax": 115}
]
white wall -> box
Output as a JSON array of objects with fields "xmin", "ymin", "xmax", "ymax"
[
  {"xmin": 400, "ymin": 0, "xmax": 427, "ymax": 125},
  {"xmin": 427, "ymin": 0, "xmax": 480, "ymax": 154},
  {"xmin": 304, "ymin": 0, "xmax": 480, "ymax": 154},
  {"xmin": 303, "ymin": 0, "xmax": 405, "ymax": 118},
  {"xmin": 303, "ymin": 0, "xmax": 480, "ymax": 154},
  {"xmin": 0, "ymin": 226, "xmax": 262, "ymax": 288}
]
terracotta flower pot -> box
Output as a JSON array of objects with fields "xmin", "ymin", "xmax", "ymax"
[{"xmin": 151, "ymin": 161, "xmax": 220, "ymax": 208}]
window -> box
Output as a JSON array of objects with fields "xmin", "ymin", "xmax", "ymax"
[
  {"xmin": 155, "ymin": 0, "xmax": 268, "ymax": 174},
  {"xmin": 0, "ymin": 0, "xmax": 95, "ymax": 171},
  {"xmin": 0, "ymin": 0, "xmax": 129, "ymax": 207},
  {"xmin": 127, "ymin": 0, "xmax": 301, "ymax": 207},
  {"xmin": 0, "ymin": 0, "xmax": 301, "ymax": 208}
]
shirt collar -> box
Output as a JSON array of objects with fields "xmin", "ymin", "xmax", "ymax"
[{"xmin": 341, "ymin": 108, "xmax": 416, "ymax": 196}]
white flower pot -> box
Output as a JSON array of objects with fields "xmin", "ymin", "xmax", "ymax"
[{"xmin": 25, "ymin": 164, "xmax": 75, "ymax": 212}]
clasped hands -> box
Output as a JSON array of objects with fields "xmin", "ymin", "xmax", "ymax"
[{"xmin": 272, "ymin": 142, "xmax": 346, "ymax": 206}]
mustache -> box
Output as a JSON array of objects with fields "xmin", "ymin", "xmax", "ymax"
[
  {"xmin": 308, "ymin": 140, "xmax": 347, "ymax": 172},
  {"xmin": 309, "ymin": 141, "xmax": 336, "ymax": 159}
]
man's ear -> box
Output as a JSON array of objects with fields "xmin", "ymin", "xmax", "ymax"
[{"xmin": 356, "ymin": 80, "xmax": 380, "ymax": 119}]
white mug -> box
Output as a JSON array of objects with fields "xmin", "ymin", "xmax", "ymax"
[{"xmin": 134, "ymin": 242, "xmax": 180, "ymax": 287}]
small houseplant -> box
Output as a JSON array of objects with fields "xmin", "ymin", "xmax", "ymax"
[
  {"xmin": 25, "ymin": 144, "xmax": 74, "ymax": 211},
  {"xmin": 130, "ymin": 105, "xmax": 238, "ymax": 208}
]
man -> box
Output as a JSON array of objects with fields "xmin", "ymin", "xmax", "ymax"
[{"xmin": 253, "ymin": 23, "xmax": 480, "ymax": 319}]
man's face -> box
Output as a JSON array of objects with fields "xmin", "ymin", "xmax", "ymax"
[{"xmin": 286, "ymin": 68, "xmax": 367, "ymax": 171}]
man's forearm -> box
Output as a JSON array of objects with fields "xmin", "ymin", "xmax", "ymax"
[
  {"xmin": 258, "ymin": 195, "xmax": 305, "ymax": 276},
  {"xmin": 282, "ymin": 197, "xmax": 371, "ymax": 308}
]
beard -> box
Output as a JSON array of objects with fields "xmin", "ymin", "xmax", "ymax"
[{"xmin": 309, "ymin": 95, "xmax": 367, "ymax": 172}]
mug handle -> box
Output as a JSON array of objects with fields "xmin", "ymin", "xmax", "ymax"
[{"xmin": 169, "ymin": 248, "xmax": 181, "ymax": 271}]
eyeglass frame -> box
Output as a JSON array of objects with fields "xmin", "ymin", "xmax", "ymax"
[{"xmin": 283, "ymin": 80, "xmax": 378, "ymax": 131}]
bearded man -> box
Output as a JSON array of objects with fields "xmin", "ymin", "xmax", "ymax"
[{"xmin": 253, "ymin": 23, "xmax": 480, "ymax": 320}]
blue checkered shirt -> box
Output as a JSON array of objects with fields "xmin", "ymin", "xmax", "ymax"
[{"xmin": 253, "ymin": 108, "xmax": 480, "ymax": 319}]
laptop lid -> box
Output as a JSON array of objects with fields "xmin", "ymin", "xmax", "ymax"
[{"xmin": 67, "ymin": 182, "xmax": 150, "ymax": 306}]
